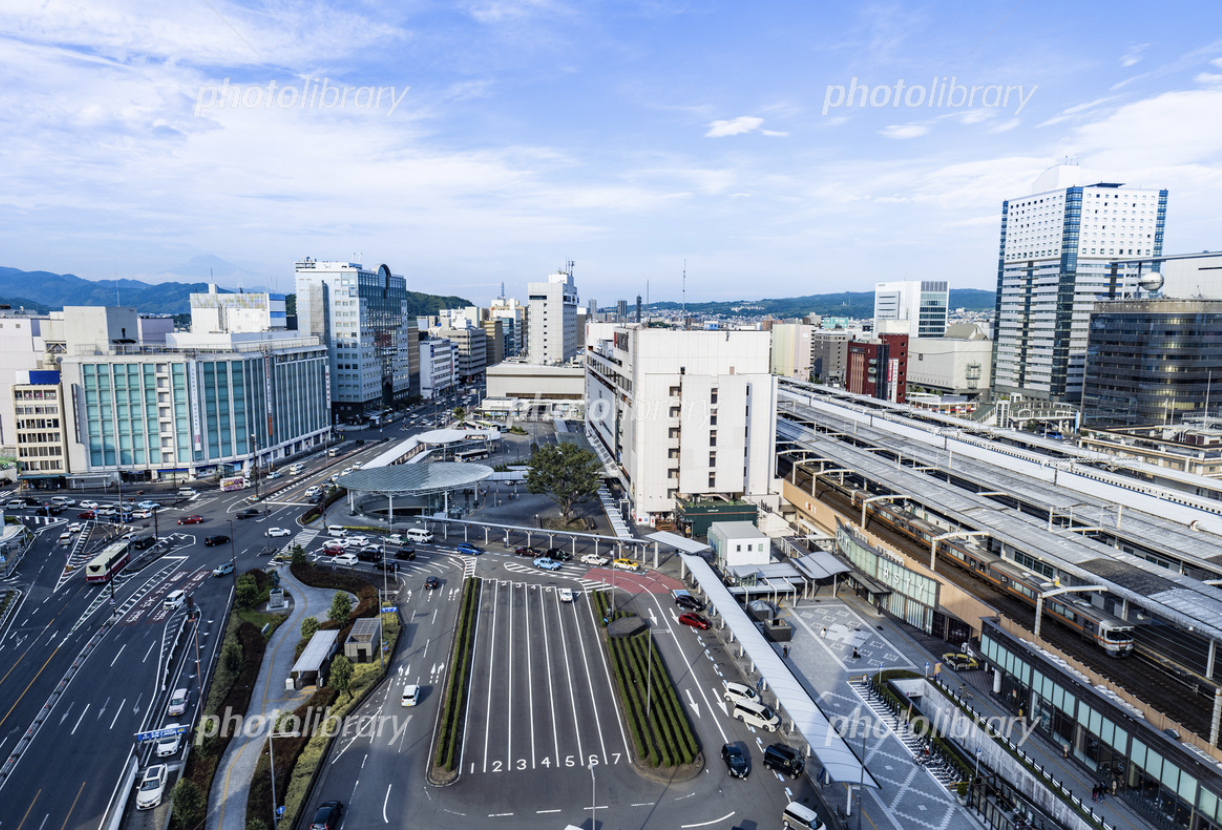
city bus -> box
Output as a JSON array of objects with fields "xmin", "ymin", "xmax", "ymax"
[
  {"xmin": 85, "ymin": 540, "xmax": 131, "ymax": 583},
  {"xmin": 454, "ymin": 447, "xmax": 489, "ymax": 462}
]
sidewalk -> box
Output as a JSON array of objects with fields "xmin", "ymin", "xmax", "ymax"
[
  {"xmin": 791, "ymin": 594, "xmax": 1154, "ymax": 830},
  {"xmin": 206, "ymin": 569, "xmax": 338, "ymax": 830}
]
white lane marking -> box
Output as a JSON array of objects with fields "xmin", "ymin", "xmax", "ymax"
[
  {"xmin": 552, "ymin": 586, "xmax": 584, "ymax": 765},
  {"xmin": 70, "ymin": 703, "xmax": 91, "ymax": 735},
  {"xmin": 142, "ymin": 639, "xmax": 156, "ymax": 663},
  {"xmin": 110, "ymin": 699, "xmax": 126, "ymax": 730},
  {"xmin": 540, "ymin": 581, "xmax": 560, "ymax": 766},
  {"xmin": 567, "ymin": 594, "xmax": 608, "ymax": 763},
  {"xmin": 383, "ymin": 784, "xmax": 392, "ymax": 823},
  {"xmin": 583, "ymin": 591, "xmax": 630, "ymax": 754},
  {"xmin": 506, "ymin": 579, "xmax": 513, "ymax": 770},
  {"xmin": 681, "ymin": 812, "xmax": 736, "ymax": 828},
  {"xmin": 524, "ymin": 582, "xmax": 536, "ymax": 770},
  {"xmin": 536, "ymin": 809, "xmax": 562, "ymax": 814},
  {"xmin": 481, "ymin": 578, "xmax": 499, "ymax": 773},
  {"xmin": 686, "ymin": 689, "xmax": 701, "ymax": 717},
  {"xmin": 646, "ymin": 592, "xmax": 728, "ymax": 744},
  {"xmin": 109, "ymin": 643, "xmax": 126, "ymax": 667}
]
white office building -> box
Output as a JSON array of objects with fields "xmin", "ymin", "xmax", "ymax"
[
  {"xmin": 992, "ymin": 163, "xmax": 1168, "ymax": 402},
  {"xmin": 190, "ymin": 284, "xmax": 287, "ymax": 334},
  {"xmin": 874, "ymin": 281, "xmax": 948, "ymax": 338},
  {"xmin": 585, "ymin": 325, "xmax": 776, "ymax": 524},
  {"xmin": 295, "ymin": 258, "xmax": 417, "ymax": 420},
  {"xmin": 770, "ymin": 323, "xmax": 814, "ymax": 379},
  {"xmin": 489, "ymin": 297, "xmax": 526, "ymax": 357},
  {"xmin": 527, "ymin": 266, "xmax": 579, "ymax": 366},
  {"xmin": 419, "ymin": 339, "xmax": 457, "ymax": 399}
]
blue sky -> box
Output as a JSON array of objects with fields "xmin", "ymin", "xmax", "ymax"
[{"xmin": 2, "ymin": 1, "xmax": 1220, "ymax": 305}]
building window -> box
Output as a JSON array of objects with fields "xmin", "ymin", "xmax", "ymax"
[
  {"xmin": 709, "ymin": 452, "xmax": 716, "ymax": 467},
  {"xmin": 709, "ymin": 430, "xmax": 717, "ymax": 447}
]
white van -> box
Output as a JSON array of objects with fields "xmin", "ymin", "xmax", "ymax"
[
  {"xmin": 178, "ymin": 488, "xmax": 195, "ymax": 498},
  {"xmin": 163, "ymin": 590, "xmax": 186, "ymax": 611},
  {"xmin": 405, "ymin": 527, "xmax": 433, "ymax": 543},
  {"xmin": 782, "ymin": 801, "xmax": 826, "ymax": 830},
  {"xmin": 723, "ymin": 680, "xmax": 758, "ymax": 705},
  {"xmin": 51, "ymin": 496, "xmax": 74, "ymax": 506},
  {"xmin": 326, "ymin": 448, "xmax": 340, "ymax": 457},
  {"xmin": 327, "ymin": 525, "xmax": 348, "ymax": 537},
  {"xmin": 732, "ymin": 699, "xmax": 780, "ymax": 732}
]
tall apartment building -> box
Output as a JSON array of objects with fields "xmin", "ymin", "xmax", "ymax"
[
  {"xmin": 810, "ymin": 330, "xmax": 851, "ymax": 386},
  {"xmin": 991, "ymin": 164, "xmax": 1168, "ymax": 402},
  {"xmin": 1082, "ymin": 299, "xmax": 1222, "ymax": 427},
  {"xmin": 295, "ymin": 258, "xmax": 418, "ymax": 420},
  {"xmin": 585, "ymin": 325, "xmax": 776, "ymax": 524},
  {"xmin": 190, "ymin": 284, "xmax": 287, "ymax": 334},
  {"xmin": 419, "ymin": 338, "xmax": 457, "ymax": 399},
  {"xmin": 481, "ymin": 318, "xmax": 506, "ymax": 366},
  {"xmin": 12, "ymin": 371, "xmax": 69, "ymax": 487},
  {"xmin": 770, "ymin": 323, "xmax": 814, "ymax": 379},
  {"xmin": 874, "ymin": 281, "xmax": 948, "ymax": 337},
  {"xmin": 527, "ymin": 266, "xmax": 579, "ymax": 365}
]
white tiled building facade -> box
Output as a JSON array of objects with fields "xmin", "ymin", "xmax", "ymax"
[
  {"xmin": 874, "ymin": 281, "xmax": 948, "ymax": 338},
  {"xmin": 585, "ymin": 325, "xmax": 776, "ymax": 524},
  {"xmin": 992, "ymin": 165, "xmax": 1167, "ymax": 402},
  {"xmin": 527, "ymin": 269, "xmax": 579, "ymax": 366},
  {"xmin": 419, "ymin": 338, "xmax": 457, "ymax": 399}
]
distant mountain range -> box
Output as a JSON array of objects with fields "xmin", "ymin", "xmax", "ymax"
[
  {"xmin": 644, "ymin": 288, "xmax": 995, "ymax": 318},
  {"xmin": 0, "ymin": 266, "xmax": 471, "ymax": 317}
]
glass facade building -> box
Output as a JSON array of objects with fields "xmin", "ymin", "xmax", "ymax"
[
  {"xmin": 1082, "ymin": 300, "xmax": 1222, "ymax": 427},
  {"xmin": 65, "ymin": 338, "xmax": 329, "ymax": 479},
  {"xmin": 982, "ymin": 619, "xmax": 1222, "ymax": 830}
]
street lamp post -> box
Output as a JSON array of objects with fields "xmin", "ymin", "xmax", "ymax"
[
  {"xmin": 251, "ymin": 432, "xmax": 261, "ymax": 502},
  {"xmin": 229, "ymin": 520, "xmax": 238, "ymax": 592}
]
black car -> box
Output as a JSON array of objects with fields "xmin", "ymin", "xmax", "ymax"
[
  {"xmin": 721, "ymin": 743, "xmax": 750, "ymax": 779},
  {"xmin": 236, "ymin": 508, "xmax": 260, "ymax": 519},
  {"xmin": 373, "ymin": 560, "xmax": 398, "ymax": 572},
  {"xmin": 131, "ymin": 535, "xmax": 157, "ymax": 550},
  {"xmin": 309, "ymin": 800, "xmax": 343, "ymax": 830},
  {"xmin": 762, "ymin": 743, "xmax": 805, "ymax": 779},
  {"xmin": 546, "ymin": 547, "xmax": 573, "ymax": 562},
  {"xmin": 514, "ymin": 545, "xmax": 540, "ymax": 557},
  {"xmin": 394, "ymin": 546, "xmax": 416, "ymax": 561},
  {"xmin": 424, "ymin": 576, "xmax": 441, "ymax": 590},
  {"xmin": 676, "ymin": 593, "xmax": 706, "ymax": 612},
  {"xmin": 203, "ymin": 534, "xmax": 230, "ymax": 547},
  {"xmin": 356, "ymin": 546, "xmax": 382, "ymax": 563}
]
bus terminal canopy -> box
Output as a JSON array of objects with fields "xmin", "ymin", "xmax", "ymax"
[
  {"xmin": 645, "ymin": 531, "xmax": 711, "ymax": 555},
  {"xmin": 336, "ymin": 462, "xmax": 493, "ymax": 497},
  {"xmin": 680, "ymin": 553, "xmax": 879, "ymax": 788}
]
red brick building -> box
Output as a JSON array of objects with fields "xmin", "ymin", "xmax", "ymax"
[{"xmin": 847, "ymin": 334, "xmax": 908, "ymax": 403}]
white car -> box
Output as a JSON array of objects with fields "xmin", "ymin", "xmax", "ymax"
[
  {"xmin": 305, "ymin": 486, "xmax": 321, "ymax": 498},
  {"xmin": 167, "ymin": 688, "xmax": 189, "ymax": 717},
  {"xmin": 333, "ymin": 553, "xmax": 358, "ymax": 566},
  {"xmin": 558, "ymin": 588, "xmax": 574, "ymax": 602},
  {"xmin": 155, "ymin": 727, "xmax": 183, "ymax": 757},
  {"xmin": 265, "ymin": 527, "xmax": 291, "ymax": 538},
  {"xmin": 386, "ymin": 534, "xmax": 405, "ymax": 546},
  {"xmin": 137, "ymin": 500, "xmax": 160, "ymax": 510},
  {"xmin": 343, "ymin": 535, "xmax": 370, "ymax": 546},
  {"xmin": 67, "ymin": 522, "xmax": 82, "ymax": 533},
  {"xmin": 401, "ymin": 684, "xmax": 420, "ymax": 706},
  {"xmin": 135, "ymin": 764, "xmax": 168, "ymax": 810},
  {"xmin": 266, "ymin": 471, "xmax": 282, "ymax": 480},
  {"xmin": 351, "ymin": 462, "xmax": 363, "ymax": 469},
  {"xmin": 133, "ymin": 509, "xmax": 153, "ymax": 519},
  {"xmin": 580, "ymin": 553, "xmax": 609, "ymax": 566},
  {"xmin": 341, "ymin": 467, "xmax": 353, "ymax": 475},
  {"xmin": 58, "ymin": 532, "xmax": 73, "ymax": 545},
  {"xmin": 79, "ymin": 500, "xmax": 99, "ymax": 510}
]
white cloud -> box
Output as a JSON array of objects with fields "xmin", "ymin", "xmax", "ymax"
[
  {"xmin": 1121, "ymin": 43, "xmax": 1149, "ymax": 68},
  {"xmin": 1195, "ymin": 72, "xmax": 1222, "ymax": 86},
  {"xmin": 988, "ymin": 118, "xmax": 1021, "ymax": 133},
  {"xmin": 760, "ymin": 129, "xmax": 789, "ymax": 137},
  {"xmin": 705, "ymin": 116, "xmax": 764, "ymax": 137},
  {"xmin": 880, "ymin": 123, "xmax": 930, "ymax": 139}
]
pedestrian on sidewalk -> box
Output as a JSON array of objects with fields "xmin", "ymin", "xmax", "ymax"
[
  {"xmin": 852, "ymin": 647, "xmax": 860, "ymax": 660},
  {"xmin": 782, "ymin": 644, "xmax": 789, "ymax": 658},
  {"xmin": 821, "ymin": 626, "xmax": 827, "ymax": 638}
]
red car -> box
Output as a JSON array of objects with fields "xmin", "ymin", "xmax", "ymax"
[
  {"xmin": 178, "ymin": 515, "xmax": 204, "ymax": 525},
  {"xmin": 321, "ymin": 544, "xmax": 345, "ymax": 557},
  {"xmin": 678, "ymin": 612, "xmax": 711, "ymax": 631},
  {"xmin": 77, "ymin": 510, "xmax": 96, "ymax": 520}
]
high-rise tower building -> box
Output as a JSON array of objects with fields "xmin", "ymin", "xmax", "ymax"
[
  {"xmin": 873, "ymin": 281, "xmax": 948, "ymax": 338},
  {"xmin": 527, "ymin": 264, "xmax": 579, "ymax": 365},
  {"xmin": 295, "ymin": 258, "xmax": 417, "ymax": 420},
  {"xmin": 991, "ymin": 163, "xmax": 1168, "ymax": 402}
]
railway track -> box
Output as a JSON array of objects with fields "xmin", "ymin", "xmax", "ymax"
[{"xmin": 818, "ymin": 487, "xmax": 1218, "ymax": 746}]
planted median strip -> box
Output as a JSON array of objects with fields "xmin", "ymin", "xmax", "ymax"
[
  {"xmin": 431, "ymin": 576, "xmax": 482, "ymax": 779},
  {"xmin": 593, "ymin": 591, "xmax": 699, "ymax": 771}
]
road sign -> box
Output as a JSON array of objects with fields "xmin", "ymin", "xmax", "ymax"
[
  {"xmin": 135, "ymin": 723, "xmax": 190, "ymax": 743},
  {"xmin": 380, "ymin": 605, "xmax": 396, "ymax": 614}
]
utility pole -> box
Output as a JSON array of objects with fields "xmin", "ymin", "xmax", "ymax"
[{"xmin": 229, "ymin": 520, "xmax": 238, "ymax": 592}]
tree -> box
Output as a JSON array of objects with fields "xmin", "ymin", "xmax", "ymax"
[
  {"xmin": 327, "ymin": 591, "xmax": 352, "ymax": 625},
  {"xmin": 222, "ymin": 641, "xmax": 243, "ymax": 676},
  {"xmin": 453, "ymin": 406, "xmax": 466, "ymax": 426},
  {"xmin": 290, "ymin": 544, "xmax": 307, "ymax": 567},
  {"xmin": 171, "ymin": 778, "xmax": 204, "ymax": 826},
  {"xmin": 301, "ymin": 616, "xmax": 320, "ymax": 641},
  {"xmin": 525, "ymin": 443, "xmax": 602, "ymax": 522},
  {"xmin": 246, "ymin": 820, "xmax": 269, "ymax": 830},
  {"xmin": 235, "ymin": 573, "xmax": 259, "ymax": 610},
  {"xmin": 329, "ymin": 654, "xmax": 354, "ymax": 700}
]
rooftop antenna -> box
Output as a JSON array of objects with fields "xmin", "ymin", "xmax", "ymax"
[{"xmin": 682, "ymin": 259, "xmax": 686, "ymax": 319}]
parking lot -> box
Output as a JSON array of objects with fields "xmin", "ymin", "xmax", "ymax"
[{"xmin": 460, "ymin": 578, "xmax": 628, "ymax": 778}]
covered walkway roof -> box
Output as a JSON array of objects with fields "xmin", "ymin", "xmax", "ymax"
[
  {"xmin": 337, "ymin": 462, "xmax": 493, "ymax": 496},
  {"xmin": 680, "ymin": 553, "xmax": 879, "ymax": 788},
  {"xmin": 646, "ymin": 531, "xmax": 711, "ymax": 555}
]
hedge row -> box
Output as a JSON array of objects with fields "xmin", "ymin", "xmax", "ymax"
[
  {"xmin": 244, "ymin": 687, "xmax": 338, "ymax": 826},
  {"xmin": 434, "ymin": 577, "xmax": 481, "ymax": 771}
]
